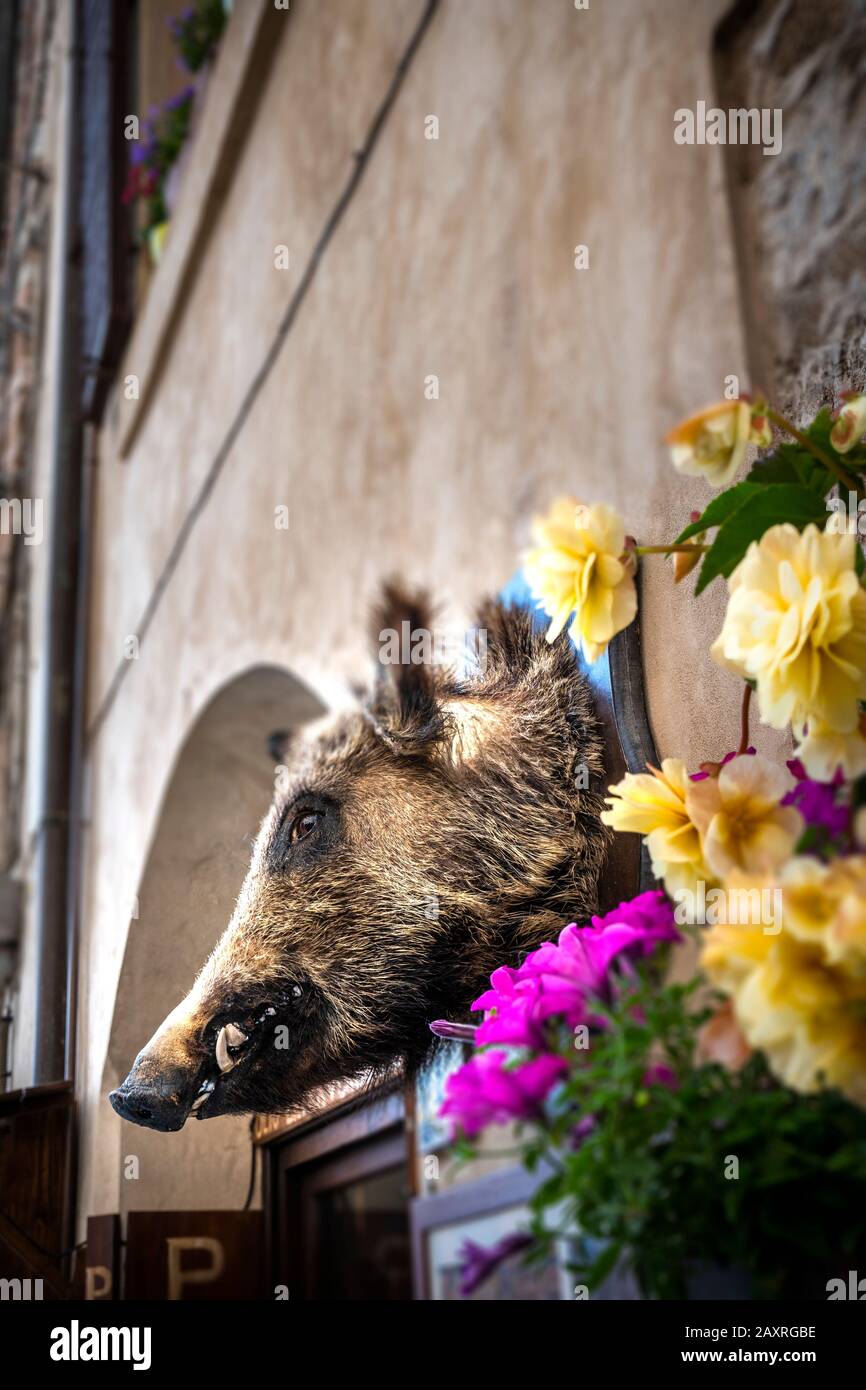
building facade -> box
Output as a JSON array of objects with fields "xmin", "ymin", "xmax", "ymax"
[{"xmin": 1, "ymin": 0, "xmax": 864, "ymax": 1297}]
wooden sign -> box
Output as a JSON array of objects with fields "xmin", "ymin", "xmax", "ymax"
[
  {"xmin": 84, "ymin": 1214, "xmax": 120, "ymax": 1299},
  {"xmin": 125, "ymin": 1211, "xmax": 263, "ymax": 1300}
]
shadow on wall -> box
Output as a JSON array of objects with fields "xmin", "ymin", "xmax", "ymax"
[{"xmin": 103, "ymin": 666, "xmax": 326, "ymax": 1217}]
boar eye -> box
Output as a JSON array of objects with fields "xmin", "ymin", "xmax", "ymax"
[{"xmin": 289, "ymin": 810, "xmax": 321, "ymax": 845}]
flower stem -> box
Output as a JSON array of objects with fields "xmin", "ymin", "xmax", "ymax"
[
  {"xmin": 634, "ymin": 544, "xmax": 710, "ymax": 555},
  {"xmin": 765, "ymin": 406, "xmax": 863, "ymax": 497}
]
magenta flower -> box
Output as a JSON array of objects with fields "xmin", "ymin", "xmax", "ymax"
[
  {"xmin": 458, "ymin": 1232, "xmax": 533, "ymax": 1297},
  {"xmin": 584, "ymin": 889, "xmax": 680, "ymax": 960},
  {"xmin": 486, "ymin": 891, "xmax": 677, "ymax": 1022},
  {"xmin": 440, "ymin": 1050, "xmax": 567, "ymax": 1137},
  {"xmin": 782, "ymin": 759, "xmax": 848, "ymax": 841},
  {"xmin": 471, "ymin": 891, "xmax": 678, "ymax": 1044},
  {"xmin": 473, "ymin": 969, "xmax": 549, "ymax": 1047}
]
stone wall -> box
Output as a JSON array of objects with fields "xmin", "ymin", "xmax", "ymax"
[{"xmin": 716, "ymin": 0, "xmax": 866, "ymax": 415}]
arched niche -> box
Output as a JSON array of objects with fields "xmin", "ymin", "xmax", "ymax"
[{"xmin": 103, "ymin": 665, "xmax": 326, "ymax": 1217}]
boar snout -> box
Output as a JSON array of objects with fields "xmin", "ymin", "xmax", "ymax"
[
  {"xmin": 109, "ymin": 977, "xmax": 318, "ymax": 1129},
  {"xmin": 109, "ymin": 1066, "xmax": 199, "ymax": 1132},
  {"xmin": 109, "ymin": 998, "xmax": 210, "ymax": 1132}
]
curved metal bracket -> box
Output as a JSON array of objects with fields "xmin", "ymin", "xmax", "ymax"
[{"xmin": 500, "ymin": 565, "xmax": 658, "ymax": 909}]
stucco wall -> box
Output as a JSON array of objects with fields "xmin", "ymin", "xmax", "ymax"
[{"xmin": 77, "ymin": 0, "xmax": 793, "ymax": 1226}]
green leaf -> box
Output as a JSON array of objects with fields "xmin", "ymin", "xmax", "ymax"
[
  {"xmin": 584, "ymin": 1237, "xmax": 623, "ymax": 1289},
  {"xmin": 673, "ymin": 482, "xmax": 764, "ymax": 544},
  {"xmin": 695, "ymin": 484, "xmax": 829, "ymax": 594},
  {"xmin": 746, "ymin": 409, "xmax": 838, "ymax": 495}
]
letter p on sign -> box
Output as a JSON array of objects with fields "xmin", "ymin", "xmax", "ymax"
[{"xmin": 166, "ymin": 1236, "xmax": 225, "ymax": 1299}]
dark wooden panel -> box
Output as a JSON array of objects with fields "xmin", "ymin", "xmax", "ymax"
[
  {"xmin": 83, "ymin": 1212, "xmax": 120, "ymax": 1299},
  {"xmin": 275, "ymin": 1121, "xmax": 410, "ymax": 1301},
  {"xmin": 271, "ymin": 1088, "xmax": 404, "ymax": 1169},
  {"xmin": 0, "ymin": 1082, "xmax": 73, "ymax": 1294},
  {"xmin": 125, "ymin": 1210, "xmax": 263, "ymax": 1300}
]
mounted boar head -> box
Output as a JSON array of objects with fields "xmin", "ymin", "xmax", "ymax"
[{"xmin": 110, "ymin": 586, "xmax": 607, "ymax": 1131}]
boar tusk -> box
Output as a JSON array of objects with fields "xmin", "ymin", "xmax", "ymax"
[
  {"xmin": 216, "ymin": 1021, "xmax": 249, "ymax": 1073},
  {"xmin": 191, "ymin": 1080, "xmax": 215, "ymax": 1112},
  {"xmin": 215, "ymin": 1026, "xmax": 234, "ymax": 1073}
]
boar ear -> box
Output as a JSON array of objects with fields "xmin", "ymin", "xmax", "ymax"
[
  {"xmin": 266, "ymin": 729, "xmax": 293, "ymax": 764},
  {"xmin": 367, "ymin": 579, "xmax": 444, "ymax": 755}
]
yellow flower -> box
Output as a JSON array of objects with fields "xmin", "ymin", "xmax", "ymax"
[
  {"xmin": 782, "ymin": 856, "xmax": 866, "ymax": 979},
  {"xmin": 702, "ymin": 858, "xmax": 866, "ymax": 1107},
  {"xmin": 685, "ymin": 753, "xmax": 802, "ymax": 878},
  {"xmin": 523, "ymin": 498, "xmax": 637, "ymax": 663},
  {"xmin": 830, "ymin": 393, "xmax": 866, "ymax": 454},
  {"xmin": 666, "ymin": 401, "xmax": 765, "ymax": 489},
  {"xmin": 601, "ymin": 758, "xmax": 712, "ymax": 896},
  {"xmin": 793, "ymin": 715, "xmax": 866, "ymax": 782},
  {"xmin": 711, "ymin": 524, "xmax": 866, "ymax": 749}
]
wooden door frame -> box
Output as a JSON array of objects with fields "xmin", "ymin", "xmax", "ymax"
[{"xmin": 261, "ymin": 1085, "xmax": 406, "ymax": 1296}]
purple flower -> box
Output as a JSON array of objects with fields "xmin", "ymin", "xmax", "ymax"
[
  {"xmin": 783, "ymin": 759, "xmax": 848, "ymax": 840},
  {"xmin": 570, "ymin": 1113, "xmax": 597, "ymax": 1148},
  {"xmin": 642, "ymin": 1063, "xmax": 678, "ymax": 1089},
  {"xmin": 166, "ymin": 85, "xmax": 196, "ymax": 111},
  {"xmin": 440, "ymin": 1050, "xmax": 567, "ymax": 1137},
  {"xmin": 129, "ymin": 137, "xmax": 157, "ymax": 168},
  {"xmin": 458, "ymin": 1232, "xmax": 533, "ymax": 1297}
]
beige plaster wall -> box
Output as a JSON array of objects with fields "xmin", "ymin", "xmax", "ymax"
[{"xmin": 77, "ymin": 0, "xmax": 789, "ymax": 1227}]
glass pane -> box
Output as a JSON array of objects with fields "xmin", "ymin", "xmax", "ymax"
[{"xmin": 315, "ymin": 1164, "xmax": 411, "ymax": 1300}]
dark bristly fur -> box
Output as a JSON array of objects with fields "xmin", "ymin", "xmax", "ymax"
[{"xmin": 112, "ymin": 583, "xmax": 609, "ymax": 1130}]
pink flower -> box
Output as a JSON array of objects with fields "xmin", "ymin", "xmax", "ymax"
[{"xmin": 440, "ymin": 1050, "xmax": 568, "ymax": 1137}]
